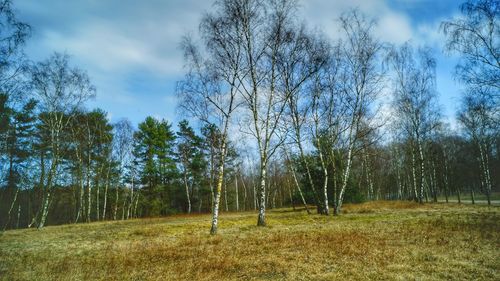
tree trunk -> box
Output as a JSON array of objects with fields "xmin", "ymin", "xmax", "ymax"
[
  {"xmin": 210, "ymin": 147, "xmax": 226, "ymax": 235},
  {"xmin": 430, "ymin": 160, "xmax": 438, "ymax": 203},
  {"xmin": 113, "ymin": 185, "xmax": 119, "ymax": 220},
  {"xmin": 287, "ymin": 176, "xmax": 296, "ymax": 211},
  {"xmin": 478, "ymin": 142, "xmax": 492, "ymax": 206},
  {"xmin": 297, "ymin": 143, "xmax": 322, "ymax": 213},
  {"xmin": 183, "ymin": 171, "xmax": 192, "ymax": 214},
  {"xmin": 86, "ymin": 162, "xmax": 91, "ymax": 223},
  {"xmin": 284, "ymin": 147, "xmax": 309, "ymax": 213},
  {"xmin": 38, "ymin": 191, "xmax": 51, "ymax": 229},
  {"xmin": 253, "ymin": 180, "xmax": 257, "ymax": 211},
  {"xmin": 337, "ymin": 143, "xmax": 354, "ymax": 215},
  {"xmin": 38, "ymin": 158, "xmax": 58, "ymax": 229},
  {"xmin": 210, "ymin": 135, "xmax": 228, "ymax": 235},
  {"xmin": 417, "ymin": 140, "xmax": 426, "ymax": 204},
  {"xmin": 96, "ymin": 167, "xmax": 101, "ymax": 221},
  {"xmin": 127, "ymin": 176, "xmax": 135, "ymax": 220},
  {"xmin": 3, "ymin": 188, "xmax": 19, "ymax": 230},
  {"xmin": 396, "ymin": 167, "xmax": 403, "ymax": 200},
  {"xmin": 316, "ymin": 138, "xmax": 329, "ymax": 215},
  {"xmin": 224, "ymin": 180, "xmax": 228, "ymax": 212},
  {"xmin": 75, "ymin": 168, "xmax": 84, "ymax": 223},
  {"xmin": 235, "ymin": 172, "xmax": 239, "ymax": 212},
  {"xmin": 16, "ymin": 204, "xmax": 21, "ymax": 229},
  {"xmin": 411, "ymin": 147, "xmax": 419, "ymax": 202},
  {"xmin": 241, "ymin": 173, "xmax": 247, "ymax": 211},
  {"xmin": 102, "ymin": 164, "xmax": 111, "ymax": 220},
  {"xmin": 133, "ymin": 191, "xmax": 140, "ymax": 218},
  {"xmin": 290, "ymin": 164, "xmax": 310, "ymax": 214},
  {"xmin": 257, "ymin": 164, "xmax": 267, "ymax": 226}
]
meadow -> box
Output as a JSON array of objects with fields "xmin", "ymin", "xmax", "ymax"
[{"xmin": 1, "ymin": 201, "xmax": 499, "ymax": 280}]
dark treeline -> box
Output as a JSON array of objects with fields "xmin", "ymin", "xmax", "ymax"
[{"xmin": 0, "ymin": 0, "xmax": 498, "ymax": 232}]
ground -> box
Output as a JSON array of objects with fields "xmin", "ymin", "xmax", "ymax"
[{"xmin": 0, "ymin": 201, "xmax": 499, "ymax": 281}]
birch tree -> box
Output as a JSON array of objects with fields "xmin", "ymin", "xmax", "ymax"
[
  {"xmin": 388, "ymin": 43, "xmax": 441, "ymax": 203},
  {"xmin": 234, "ymin": 0, "xmax": 316, "ymax": 225},
  {"xmin": 0, "ymin": 0, "xmax": 30, "ymax": 90},
  {"xmin": 458, "ymin": 90, "xmax": 498, "ymax": 205},
  {"xmin": 334, "ymin": 10, "xmax": 385, "ymax": 214},
  {"xmin": 442, "ymin": 0, "xmax": 498, "ymax": 206},
  {"xmin": 177, "ymin": 0, "xmax": 245, "ymax": 234},
  {"xmin": 111, "ymin": 119, "xmax": 134, "ymax": 220},
  {"xmin": 441, "ymin": 0, "xmax": 499, "ymax": 92},
  {"xmin": 283, "ymin": 26, "xmax": 330, "ymax": 214},
  {"xmin": 30, "ymin": 53, "xmax": 95, "ymax": 228}
]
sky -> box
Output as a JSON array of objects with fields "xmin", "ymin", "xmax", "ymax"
[{"xmin": 14, "ymin": 0, "xmax": 464, "ymax": 128}]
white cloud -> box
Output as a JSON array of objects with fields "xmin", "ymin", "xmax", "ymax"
[
  {"xmin": 374, "ymin": 11, "xmax": 413, "ymax": 44},
  {"xmin": 15, "ymin": 0, "xmax": 460, "ymax": 124},
  {"xmin": 36, "ymin": 18, "xmax": 194, "ymax": 77},
  {"xmin": 300, "ymin": 0, "xmax": 414, "ymax": 45}
]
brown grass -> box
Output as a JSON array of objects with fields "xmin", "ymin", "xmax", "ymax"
[{"xmin": 1, "ymin": 201, "xmax": 499, "ymax": 280}]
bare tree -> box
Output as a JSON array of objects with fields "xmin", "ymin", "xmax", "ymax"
[
  {"xmin": 234, "ymin": 0, "xmax": 321, "ymax": 226},
  {"xmin": 334, "ymin": 10, "xmax": 385, "ymax": 214},
  {"xmin": 458, "ymin": 89, "xmax": 498, "ymax": 205},
  {"xmin": 441, "ymin": 0, "xmax": 499, "ymax": 92},
  {"xmin": 283, "ymin": 26, "xmax": 330, "ymax": 214},
  {"xmin": 442, "ymin": 0, "xmax": 498, "ymax": 206},
  {"xmin": 30, "ymin": 53, "xmax": 95, "ymax": 228},
  {"xmin": 388, "ymin": 42, "xmax": 441, "ymax": 203},
  {"xmin": 112, "ymin": 119, "xmax": 134, "ymax": 220},
  {"xmin": 177, "ymin": 0, "xmax": 245, "ymax": 234},
  {"xmin": 282, "ymin": 145, "xmax": 310, "ymax": 213},
  {"xmin": 0, "ymin": 0, "xmax": 30, "ymax": 91}
]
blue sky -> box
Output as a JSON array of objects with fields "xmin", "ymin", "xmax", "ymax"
[{"xmin": 14, "ymin": 0, "xmax": 464, "ymax": 127}]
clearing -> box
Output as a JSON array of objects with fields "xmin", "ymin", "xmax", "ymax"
[{"xmin": 0, "ymin": 201, "xmax": 499, "ymax": 280}]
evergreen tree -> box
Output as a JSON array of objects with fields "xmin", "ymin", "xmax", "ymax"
[{"xmin": 133, "ymin": 116, "xmax": 177, "ymax": 216}]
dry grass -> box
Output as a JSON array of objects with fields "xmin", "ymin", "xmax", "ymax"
[{"xmin": 1, "ymin": 201, "xmax": 499, "ymax": 280}]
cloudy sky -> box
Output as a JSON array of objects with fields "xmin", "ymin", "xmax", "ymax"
[{"xmin": 14, "ymin": 0, "xmax": 463, "ymax": 127}]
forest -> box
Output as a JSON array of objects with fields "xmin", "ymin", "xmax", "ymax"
[{"xmin": 0, "ymin": 0, "xmax": 498, "ymax": 236}]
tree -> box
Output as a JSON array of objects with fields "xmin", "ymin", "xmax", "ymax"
[
  {"xmin": 0, "ymin": 0, "xmax": 30, "ymax": 90},
  {"xmin": 133, "ymin": 117, "xmax": 176, "ymax": 216},
  {"xmin": 177, "ymin": 0, "xmax": 244, "ymax": 234},
  {"xmin": 233, "ymin": 0, "xmax": 310, "ymax": 225},
  {"xmin": 112, "ymin": 119, "xmax": 134, "ymax": 220},
  {"xmin": 442, "ymin": 0, "xmax": 499, "ymax": 206},
  {"xmin": 30, "ymin": 52, "xmax": 95, "ymax": 228},
  {"xmin": 176, "ymin": 120, "xmax": 206, "ymax": 214},
  {"xmin": 282, "ymin": 24, "xmax": 330, "ymax": 215},
  {"xmin": 86, "ymin": 109, "xmax": 113, "ymax": 221},
  {"xmin": 334, "ymin": 10, "xmax": 385, "ymax": 214},
  {"xmin": 388, "ymin": 42, "xmax": 441, "ymax": 203},
  {"xmin": 441, "ymin": 0, "xmax": 499, "ymax": 92},
  {"xmin": 458, "ymin": 89, "xmax": 498, "ymax": 205},
  {"xmin": 1, "ymin": 93, "xmax": 37, "ymax": 230}
]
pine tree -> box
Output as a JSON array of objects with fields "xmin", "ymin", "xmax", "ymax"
[{"xmin": 133, "ymin": 117, "xmax": 177, "ymax": 216}]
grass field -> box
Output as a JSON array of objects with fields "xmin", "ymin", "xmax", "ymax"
[{"xmin": 1, "ymin": 201, "xmax": 499, "ymax": 280}]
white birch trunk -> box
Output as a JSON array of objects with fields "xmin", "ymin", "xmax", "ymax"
[
  {"xmin": 337, "ymin": 143, "xmax": 353, "ymax": 215},
  {"xmin": 285, "ymin": 148, "xmax": 310, "ymax": 214},
  {"xmin": 3, "ymin": 188, "xmax": 19, "ymax": 230},
  {"xmin": 102, "ymin": 165, "xmax": 110, "ymax": 220},
  {"xmin": 235, "ymin": 172, "xmax": 239, "ymax": 212},
  {"xmin": 184, "ymin": 172, "xmax": 192, "ymax": 214},
  {"xmin": 417, "ymin": 140, "xmax": 426, "ymax": 204},
  {"xmin": 210, "ymin": 141, "xmax": 227, "ymax": 234},
  {"xmin": 257, "ymin": 164, "xmax": 267, "ymax": 226}
]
